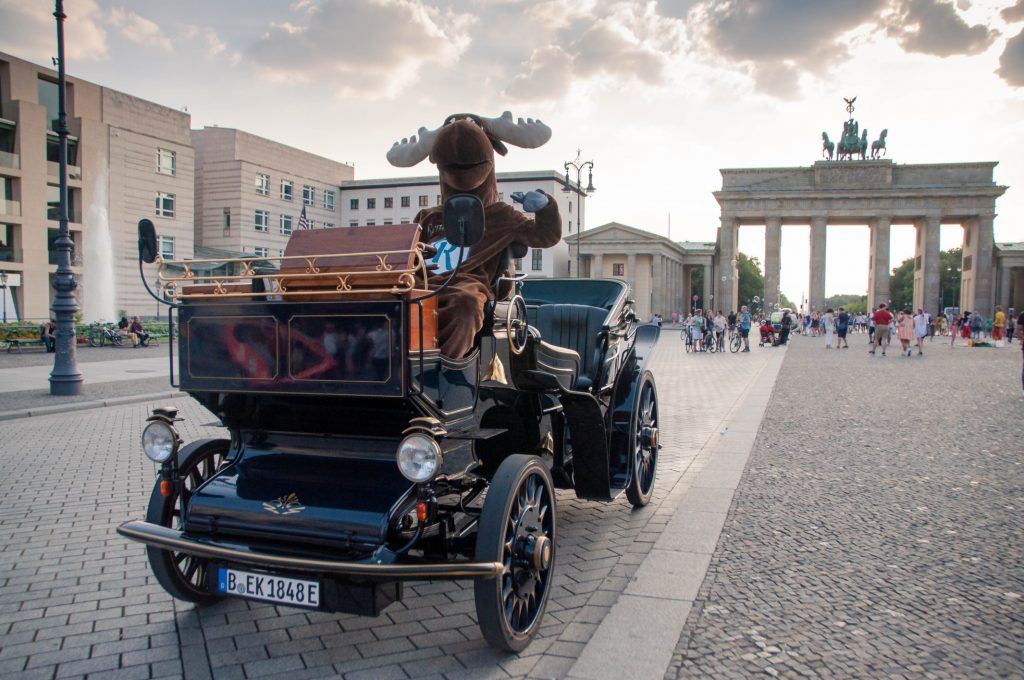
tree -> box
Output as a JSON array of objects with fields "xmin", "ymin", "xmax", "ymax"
[
  {"xmin": 889, "ymin": 247, "xmax": 962, "ymax": 312},
  {"xmin": 736, "ymin": 252, "xmax": 764, "ymax": 313},
  {"xmin": 690, "ymin": 267, "xmax": 704, "ymax": 311}
]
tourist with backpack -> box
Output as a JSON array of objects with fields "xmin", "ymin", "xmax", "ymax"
[{"xmin": 835, "ymin": 307, "xmax": 850, "ymax": 348}]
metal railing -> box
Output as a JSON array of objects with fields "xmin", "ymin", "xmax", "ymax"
[
  {"xmin": 156, "ymin": 244, "xmax": 430, "ymax": 300},
  {"xmin": 46, "ymin": 160, "xmax": 81, "ymax": 180}
]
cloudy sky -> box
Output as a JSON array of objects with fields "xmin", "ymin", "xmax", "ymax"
[{"xmin": 3, "ymin": 0, "xmax": 1023, "ymax": 302}]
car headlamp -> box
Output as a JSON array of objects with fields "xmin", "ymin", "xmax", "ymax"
[
  {"xmin": 142, "ymin": 420, "xmax": 179, "ymax": 463},
  {"xmin": 396, "ymin": 433, "xmax": 442, "ymax": 483}
]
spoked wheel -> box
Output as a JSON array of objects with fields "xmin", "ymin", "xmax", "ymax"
[
  {"xmin": 625, "ymin": 372, "xmax": 659, "ymax": 508},
  {"xmin": 474, "ymin": 455, "xmax": 556, "ymax": 652},
  {"xmin": 146, "ymin": 439, "xmax": 230, "ymax": 604},
  {"xmin": 730, "ymin": 333, "xmax": 742, "ymax": 353},
  {"xmin": 111, "ymin": 332, "xmax": 123, "ymax": 347},
  {"xmin": 87, "ymin": 327, "xmax": 100, "ymax": 347},
  {"xmin": 684, "ymin": 332, "xmax": 693, "ymax": 353}
]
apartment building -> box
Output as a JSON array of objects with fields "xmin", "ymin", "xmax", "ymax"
[
  {"xmin": 193, "ymin": 127, "xmax": 354, "ymax": 260},
  {"xmin": 338, "ymin": 171, "xmax": 588, "ymax": 278},
  {"xmin": 0, "ymin": 51, "xmax": 194, "ymax": 321}
]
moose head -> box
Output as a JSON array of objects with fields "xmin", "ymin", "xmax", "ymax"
[{"xmin": 387, "ymin": 112, "xmax": 551, "ymax": 205}]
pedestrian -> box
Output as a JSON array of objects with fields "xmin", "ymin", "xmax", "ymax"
[
  {"xmin": 913, "ymin": 308, "xmax": 929, "ymax": 356},
  {"xmin": 739, "ymin": 305, "xmax": 752, "ymax": 352},
  {"xmin": 969, "ymin": 311, "xmax": 983, "ymax": 339},
  {"xmin": 835, "ymin": 306, "xmax": 850, "ymax": 348},
  {"xmin": 822, "ymin": 308, "xmax": 835, "ymax": 349},
  {"xmin": 992, "ymin": 306, "xmax": 1005, "ymax": 342},
  {"xmin": 896, "ymin": 309, "xmax": 914, "ymax": 356},
  {"xmin": 129, "ymin": 315, "xmax": 150, "ymax": 347},
  {"xmin": 870, "ymin": 303, "xmax": 892, "ymax": 356},
  {"xmin": 868, "ymin": 306, "xmax": 877, "ymax": 343},
  {"xmin": 40, "ymin": 320, "xmax": 57, "ymax": 352},
  {"xmin": 960, "ymin": 311, "xmax": 972, "ymax": 341},
  {"xmin": 713, "ymin": 310, "xmax": 726, "ymax": 352},
  {"xmin": 777, "ymin": 310, "xmax": 792, "ymax": 345},
  {"xmin": 1019, "ymin": 309, "xmax": 1024, "ymax": 390},
  {"xmin": 1007, "ymin": 310, "xmax": 1016, "ymax": 344}
]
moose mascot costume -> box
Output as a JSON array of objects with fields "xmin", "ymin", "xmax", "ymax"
[{"xmin": 386, "ymin": 112, "xmax": 562, "ymax": 358}]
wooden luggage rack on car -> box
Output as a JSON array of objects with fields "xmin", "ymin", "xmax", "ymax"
[{"xmin": 156, "ymin": 224, "xmax": 438, "ymax": 351}]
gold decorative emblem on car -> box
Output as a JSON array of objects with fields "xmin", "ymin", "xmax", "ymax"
[{"xmin": 262, "ymin": 493, "xmax": 305, "ymax": 515}]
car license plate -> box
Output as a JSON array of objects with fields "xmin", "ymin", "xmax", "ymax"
[{"xmin": 216, "ymin": 567, "xmax": 320, "ymax": 608}]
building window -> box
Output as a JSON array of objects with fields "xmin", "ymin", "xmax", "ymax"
[
  {"xmin": 350, "ymin": 198, "xmax": 359, "ymax": 210},
  {"xmin": 384, "ymin": 197, "xmax": 393, "ymax": 209},
  {"xmin": 613, "ymin": 263, "xmax": 625, "ymax": 277},
  {"xmin": 349, "ymin": 220, "xmax": 359, "ymax": 227},
  {"xmin": 254, "ymin": 210, "xmax": 269, "ymax": 232},
  {"xmin": 324, "ymin": 222, "xmax": 335, "ymax": 229},
  {"xmin": 436, "ymin": 194, "xmax": 441, "ymax": 205},
  {"xmin": 222, "ymin": 208, "xmax": 231, "ymax": 231},
  {"xmin": 156, "ymin": 148, "xmax": 176, "ymax": 176},
  {"xmin": 302, "ymin": 185, "xmax": 315, "ymax": 205},
  {"xmin": 418, "ymin": 195, "xmax": 428, "ymax": 207},
  {"xmin": 280, "ymin": 214, "xmax": 293, "ymax": 235},
  {"xmin": 569, "ymin": 201, "xmax": 573, "ymax": 214},
  {"xmin": 383, "ymin": 218, "xmax": 393, "ymax": 225},
  {"xmin": 367, "ymin": 198, "xmax": 376, "ymax": 209},
  {"xmin": 279, "ymin": 249, "xmax": 285, "ymax": 257},
  {"xmin": 255, "ymin": 173, "xmax": 270, "ymax": 195},
  {"xmin": 498, "ymin": 192, "xmax": 504, "ymax": 201},
  {"xmin": 158, "ymin": 235, "xmax": 175, "ymax": 259},
  {"xmin": 324, "ymin": 190, "xmax": 336, "ymax": 211},
  {"xmin": 37, "ymin": 78, "xmax": 60, "ymax": 131},
  {"xmin": 401, "ymin": 218, "xmax": 410, "ymax": 224},
  {"xmin": 366, "ymin": 219, "xmax": 376, "ymax": 226},
  {"xmin": 253, "ymin": 246, "xmax": 269, "ymax": 258},
  {"xmin": 513, "ymin": 257, "xmax": 523, "ymax": 271},
  {"xmin": 532, "ymin": 249, "xmax": 543, "ymax": 271},
  {"xmin": 400, "ymin": 196, "xmax": 411, "ymax": 208},
  {"xmin": 308, "ymin": 219, "xmax": 316, "ymax": 230},
  {"xmin": 281, "ymin": 179, "xmax": 293, "ymax": 201},
  {"xmin": 155, "ymin": 192, "xmax": 176, "ymax": 218}
]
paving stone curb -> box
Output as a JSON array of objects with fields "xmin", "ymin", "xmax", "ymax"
[{"xmin": 0, "ymin": 391, "xmax": 186, "ymax": 421}]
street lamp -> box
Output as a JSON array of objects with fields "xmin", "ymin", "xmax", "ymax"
[
  {"xmin": 562, "ymin": 149, "xmax": 594, "ymax": 278},
  {"xmin": 0, "ymin": 271, "xmax": 7, "ymax": 323},
  {"xmin": 49, "ymin": 0, "xmax": 83, "ymax": 395}
]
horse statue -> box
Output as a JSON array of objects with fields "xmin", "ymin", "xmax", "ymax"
[
  {"xmin": 822, "ymin": 132, "xmax": 834, "ymax": 160},
  {"xmin": 859, "ymin": 129, "xmax": 868, "ymax": 160},
  {"xmin": 871, "ymin": 128, "xmax": 888, "ymax": 159}
]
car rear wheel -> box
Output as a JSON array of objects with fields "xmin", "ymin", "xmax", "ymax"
[
  {"xmin": 474, "ymin": 454, "xmax": 556, "ymax": 652},
  {"xmin": 146, "ymin": 438, "xmax": 230, "ymax": 604},
  {"xmin": 625, "ymin": 372, "xmax": 659, "ymax": 508}
]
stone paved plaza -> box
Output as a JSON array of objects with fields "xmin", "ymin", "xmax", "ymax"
[
  {"xmin": 1, "ymin": 334, "xmax": 1021, "ymax": 679},
  {"xmin": 668, "ymin": 336, "xmax": 1024, "ymax": 678}
]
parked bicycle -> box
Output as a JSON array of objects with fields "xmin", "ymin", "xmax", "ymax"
[
  {"xmin": 727, "ymin": 326, "xmax": 742, "ymax": 353},
  {"xmin": 87, "ymin": 321, "xmax": 124, "ymax": 347}
]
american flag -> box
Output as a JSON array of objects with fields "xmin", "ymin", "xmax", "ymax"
[{"xmin": 298, "ymin": 205, "xmax": 310, "ymax": 230}]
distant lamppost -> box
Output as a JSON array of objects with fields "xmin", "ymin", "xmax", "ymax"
[
  {"xmin": 0, "ymin": 271, "xmax": 7, "ymax": 323},
  {"xmin": 562, "ymin": 150, "xmax": 594, "ymax": 278},
  {"xmin": 49, "ymin": 0, "xmax": 83, "ymax": 395}
]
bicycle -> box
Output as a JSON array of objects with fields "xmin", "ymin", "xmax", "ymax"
[
  {"xmin": 728, "ymin": 326, "xmax": 742, "ymax": 353},
  {"xmin": 682, "ymin": 326, "xmax": 695, "ymax": 353},
  {"xmin": 87, "ymin": 321, "xmax": 124, "ymax": 347}
]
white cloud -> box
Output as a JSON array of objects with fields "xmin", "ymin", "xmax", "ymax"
[
  {"xmin": 0, "ymin": 0, "xmax": 109, "ymax": 62},
  {"xmin": 183, "ymin": 25, "xmax": 227, "ymax": 58},
  {"xmin": 246, "ymin": 0, "xmax": 476, "ymax": 99},
  {"xmin": 108, "ymin": 7, "xmax": 174, "ymax": 52},
  {"xmin": 997, "ymin": 28, "xmax": 1024, "ymax": 85}
]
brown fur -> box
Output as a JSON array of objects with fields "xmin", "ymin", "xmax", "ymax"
[{"xmin": 416, "ymin": 119, "xmax": 561, "ymax": 357}]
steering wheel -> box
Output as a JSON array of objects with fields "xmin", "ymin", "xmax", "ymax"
[{"xmin": 505, "ymin": 294, "xmax": 529, "ymax": 355}]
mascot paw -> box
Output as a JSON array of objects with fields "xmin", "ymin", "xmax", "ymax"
[{"xmin": 510, "ymin": 189, "xmax": 549, "ymax": 213}]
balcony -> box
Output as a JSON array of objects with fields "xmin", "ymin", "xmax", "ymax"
[
  {"xmin": 0, "ymin": 200, "xmax": 20, "ymax": 218},
  {"xmin": 47, "ymin": 161, "xmax": 82, "ymax": 181},
  {"xmin": 0, "ymin": 151, "xmax": 19, "ymax": 171},
  {"xmin": 0, "ymin": 245, "xmax": 22, "ymax": 262}
]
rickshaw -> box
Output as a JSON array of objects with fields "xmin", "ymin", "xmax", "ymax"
[{"xmin": 117, "ymin": 196, "xmax": 660, "ymax": 652}]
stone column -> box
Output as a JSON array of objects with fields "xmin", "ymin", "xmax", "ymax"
[
  {"xmin": 868, "ymin": 216, "xmax": 891, "ymax": 310},
  {"xmin": 914, "ymin": 215, "xmax": 941, "ymax": 313},
  {"xmin": 1014, "ymin": 269, "xmax": 1024, "ymax": 312},
  {"xmin": 651, "ymin": 255, "xmax": 664, "ymax": 316},
  {"xmin": 592, "ymin": 253, "xmax": 603, "ymax": 279},
  {"xmin": 716, "ymin": 215, "xmax": 739, "ymax": 313},
  {"xmin": 764, "ymin": 216, "xmax": 782, "ymax": 310},
  {"xmin": 809, "ymin": 216, "xmax": 827, "ymax": 313},
  {"xmin": 972, "ymin": 215, "xmax": 995, "ymax": 318},
  {"xmin": 702, "ymin": 264, "xmax": 712, "ymax": 311},
  {"xmin": 997, "ymin": 264, "xmax": 1012, "ymax": 310}
]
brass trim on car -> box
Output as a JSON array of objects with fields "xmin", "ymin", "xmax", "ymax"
[{"xmin": 117, "ymin": 520, "xmax": 503, "ymax": 578}]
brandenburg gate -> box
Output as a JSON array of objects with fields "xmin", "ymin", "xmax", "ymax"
[{"xmin": 713, "ymin": 102, "xmax": 1007, "ymax": 316}]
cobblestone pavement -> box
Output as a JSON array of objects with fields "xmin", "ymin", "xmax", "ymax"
[
  {"xmin": 0, "ymin": 335, "xmax": 776, "ymax": 680},
  {"xmin": 668, "ymin": 339, "xmax": 1024, "ymax": 678}
]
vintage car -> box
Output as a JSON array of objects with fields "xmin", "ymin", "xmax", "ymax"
[{"xmin": 118, "ymin": 196, "xmax": 660, "ymax": 652}]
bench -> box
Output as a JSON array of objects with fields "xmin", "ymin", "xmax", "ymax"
[
  {"xmin": 6, "ymin": 337, "xmax": 47, "ymax": 352},
  {"xmin": 2, "ymin": 324, "xmax": 50, "ymax": 352}
]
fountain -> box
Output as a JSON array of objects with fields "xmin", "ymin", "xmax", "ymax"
[{"xmin": 82, "ymin": 170, "xmax": 116, "ymax": 322}]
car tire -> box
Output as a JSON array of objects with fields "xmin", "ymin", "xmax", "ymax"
[
  {"xmin": 625, "ymin": 371, "xmax": 659, "ymax": 508},
  {"xmin": 146, "ymin": 438, "xmax": 231, "ymax": 605},
  {"xmin": 474, "ymin": 454, "xmax": 556, "ymax": 652}
]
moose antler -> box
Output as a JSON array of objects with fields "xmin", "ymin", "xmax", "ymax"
[
  {"xmin": 477, "ymin": 111, "xmax": 551, "ymax": 149},
  {"xmin": 386, "ymin": 126, "xmax": 441, "ymax": 167}
]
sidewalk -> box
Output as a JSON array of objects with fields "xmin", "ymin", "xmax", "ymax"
[{"xmin": 0, "ymin": 351, "xmax": 179, "ymax": 419}]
